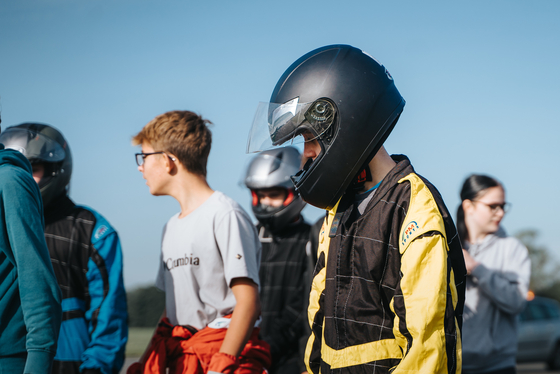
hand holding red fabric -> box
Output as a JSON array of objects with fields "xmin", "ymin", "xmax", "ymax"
[{"xmin": 208, "ymin": 352, "xmax": 239, "ymax": 374}]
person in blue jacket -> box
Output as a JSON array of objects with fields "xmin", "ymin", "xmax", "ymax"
[
  {"xmin": 0, "ymin": 123, "xmax": 128, "ymax": 374},
  {"xmin": 0, "ymin": 121, "xmax": 62, "ymax": 373}
]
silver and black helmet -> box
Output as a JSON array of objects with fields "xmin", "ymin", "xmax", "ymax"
[
  {"xmin": 244, "ymin": 146, "xmax": 306, "ymax": 231},
  {"xmin": 0, "ymin": 123, "xmax": 72, "ymax": 207}
]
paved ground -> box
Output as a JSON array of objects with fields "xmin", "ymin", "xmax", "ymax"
[
  {"xmin": 121, "ymin": 359, "xmax": 560, "ymax": 373},
  {"xmin": 518, "ymin": 363, "xmax": 560, "ymax": 373}
]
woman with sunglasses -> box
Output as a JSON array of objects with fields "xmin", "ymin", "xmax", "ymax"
[{"xmin": 458, "ymin": 174, "xmax": 531, "ymax": 374}]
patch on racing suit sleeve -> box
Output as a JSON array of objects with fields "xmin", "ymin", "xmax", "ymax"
[{"xmin": 94, "ymin": 225, "xmax": 109, "ymax": 240}]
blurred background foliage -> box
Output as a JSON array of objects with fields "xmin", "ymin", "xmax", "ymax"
[
  {"xmin": 125, "ymin": 229, "xmax": 560, "ymax": 329},
  {"xmin": 517, "ymin": 229, "xmax": 560, "ymax": 302},
  {"xmin": 127, "ymin": 284, "xmax": 165, "ymax": 327}
]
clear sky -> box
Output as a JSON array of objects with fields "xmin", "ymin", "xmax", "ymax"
[{"xmin": 1, "ymin": 0, "xmax": 559, "ymax": 289}]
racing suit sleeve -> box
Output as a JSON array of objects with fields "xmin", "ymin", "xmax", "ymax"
[
  {"xmin": 470, "ymin": 241, "xmax": 531, "ymax": 315},
  {"xmin": 4, "ymin": 174, "xmax": 62, "ymax": 373},
  {"xmin": 80, "ymin": 220, "xmax": 128, "ymax": 374},
  {"xmin": 391, "ymin": 233, "xmax": 460, "ymax": 374}
]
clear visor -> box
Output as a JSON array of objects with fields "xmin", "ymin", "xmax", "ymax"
[
  {"xmin": 0, "ymin": 128, "xmax": 66, "ymax": 162},
  {"xmin": 246, "ymin": 98, "xmax": 335, "ymax": 153}
]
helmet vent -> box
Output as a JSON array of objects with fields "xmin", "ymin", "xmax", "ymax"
[
  {"xmin": 269, "ymin": 151, "xmax": 283, "ymax": 175},
  {"xmin": 304, "ymin": 99, "xmax": 335, "ymax": 137}
]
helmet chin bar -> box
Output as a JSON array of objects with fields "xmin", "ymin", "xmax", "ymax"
[
  {"xmin": 36, "ymin": 162, "xmax": 60, "ymax": 189},
  {"xmin": 252, "ymin": 190, "xmax": 306, "ymax": 232},
  {"xmin": 291, "ymin": 158, "xmax": 313, "ymax": 186},
  {"xmin": 253, "ymin": 201, "xmax": 286, "ymax": 231}
]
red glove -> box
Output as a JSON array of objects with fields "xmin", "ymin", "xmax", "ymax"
[{"xmin": 207, "ymin": 352, "xmax": 239, "ymax": 374}]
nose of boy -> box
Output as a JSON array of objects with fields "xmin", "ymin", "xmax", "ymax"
[{"xmin": 303, "ymin": 140, "xmax": 320, "ymax": 161}]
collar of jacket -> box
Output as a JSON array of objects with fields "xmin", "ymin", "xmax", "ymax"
[
  {"xmin": 258, "ymin": 216, "xmax": 307, "ymax": 239},
  {"xmin": 337, "ymin": 154, "xmax": 414, "ymax": 228},
  {"xmin": 44, "ymin": 194, "xmax": 76, "ymax": 225}
]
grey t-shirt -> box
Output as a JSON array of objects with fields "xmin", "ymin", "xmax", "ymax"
[{"xmin": 156, "ymin": 191, "xmax": 261, "ymax": 329}]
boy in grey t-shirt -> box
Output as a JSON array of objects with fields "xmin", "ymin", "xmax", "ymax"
[
  {"xmin": 130, "ymin": 111, "xmax": 270, "ymax": 374},
  {"xmin": 156, "ymin": 191, "xmax": 261, "ymax": 329}
]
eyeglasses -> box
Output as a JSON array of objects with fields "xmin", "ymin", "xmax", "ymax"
[
  {"xmin": 135, "ymin": 152, "xmax": 176, "ymax": 166},
  {"xmin": 472, "ymin": 200, "xmax": 510, "ymax": 213}
]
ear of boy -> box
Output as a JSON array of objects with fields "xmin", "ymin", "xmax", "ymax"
[{"xmin": 165, "ymin": 153, "xmax": 179, "ymax": 176}]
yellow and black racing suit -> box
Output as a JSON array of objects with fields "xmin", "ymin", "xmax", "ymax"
[{"xmin": 305, "ymin": 155, "xmax": 466, "ymax": 374}]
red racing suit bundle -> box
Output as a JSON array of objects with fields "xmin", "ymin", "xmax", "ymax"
[{"xmin": 129, "ymin": 317, "xmax": 271, "ymax": 374}]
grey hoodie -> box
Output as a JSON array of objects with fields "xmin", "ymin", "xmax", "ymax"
[{"xmin": 462, "ymin": 227, "xmax": 531, "ymax": 372}]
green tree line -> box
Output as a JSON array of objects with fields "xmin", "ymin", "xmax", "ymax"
[
  {"xmin": 127, "ymin": 284, "xmax": 165, "ymax": 327},
  {"xmin": 516, "ymin": 229, "xmax": 560, "ymax": 301}
]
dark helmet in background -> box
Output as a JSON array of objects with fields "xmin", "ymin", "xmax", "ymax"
[
  {"xmin": 247, "ymin": 44, "xmax": 405, "ymax": 210},
  {"xmin": 244, "ymin": 146, "xmax": 306, "ymax": 232},
  {"xmin": 0, "ymin": 123, "xmax": 72, "ymax": 207}
]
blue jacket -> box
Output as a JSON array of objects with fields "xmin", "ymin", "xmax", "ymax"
[
  {"xmin": 0, "ymin": 145, "xmax": 62, "ymax": 373},
  {"xmin": 44, "ymin": 194, "xmax": 128, "ymax": 374}
]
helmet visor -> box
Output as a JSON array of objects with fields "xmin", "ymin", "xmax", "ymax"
[
  {"xmin": 0, "ymin": 127, "xmax": 66, "ymax": 162},
  {"xmin": 246, "ymin": 98, "xmax": 335, "ymax": 153}
]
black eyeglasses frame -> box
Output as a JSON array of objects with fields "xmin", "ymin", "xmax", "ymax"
[
  {"xmin": 135, "ymin": 152, "xmax": 176, "ymax": 166},
  {"xmin": 472, "ymin": 200, "xmax": 511, "ymax": 213}
]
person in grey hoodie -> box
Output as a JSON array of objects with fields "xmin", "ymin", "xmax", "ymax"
[
  {"xmin": 457, "ymin": 174, "xmax": 531, "ymax": 374},
  {"xmin": 0, "ymin": 121, "xmax": 62, "ymax": 374}
]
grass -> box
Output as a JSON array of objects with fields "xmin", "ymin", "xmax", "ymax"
[{"xmin": 126, "ymin": 327, "xmax": 155, "ymax": 357}]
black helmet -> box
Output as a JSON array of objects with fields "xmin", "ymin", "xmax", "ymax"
[
  {"xmin": 244, "ymin": 146, "xmax": 306, "ymax": 231},
  {"xmin": 0, "ymin": 123, "xmax": 72, "ymax": 207},
  {"xmin": 247, "ymin": 44, "xmax": 405, "ymax": 209}
]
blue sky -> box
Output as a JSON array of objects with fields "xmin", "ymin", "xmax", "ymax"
[{"xmin": 1, "ymin": 0, "xmax": 559, "ymax": 288}]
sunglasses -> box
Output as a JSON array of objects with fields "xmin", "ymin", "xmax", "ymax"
[{"xmin": 472, "ymin": 200, "xmax": 510, "ymax": 213}]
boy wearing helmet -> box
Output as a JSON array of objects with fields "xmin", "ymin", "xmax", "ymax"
[
  {"xmin": 0, "ymin": 123, "xmax": 128, "ymax": 374},
  {"xmin": 243, "ymin": 147, "xmax": 312, "ymax": 374},
  {"xmin": 247, "ymin": 45, "xmax": 466, "ymax": 374},
  {"xmin": 0, "ymin": 123, "xmax": 62, "ymax": 373},
  {"xmin": 129, "ymin": 110, "xmax": 270, "ymax": 374}
]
